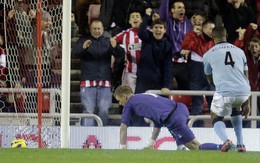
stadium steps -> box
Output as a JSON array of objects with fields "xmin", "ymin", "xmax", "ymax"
[
  {"xmin": 71, "ymin": 37, "xmax": 79, "ymax": 48},
  {"xmin": 70, "ymin": 36, "xmax": 82, "ymax": 124},
  {"xmin": 71, "ymin": 57, "xmax": 80, "ymax": 70},
  {"xmin": 70, "ymin": 81, "xmax": 80, "ymax": 92}
]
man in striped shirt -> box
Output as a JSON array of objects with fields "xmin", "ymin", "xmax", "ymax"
[
  {"xmin": 0, "ymin": 32, "xmax": 6, "ymax": 81},
  {"xmin": 114, "ymin": 11, "xmax": 143, "ymax": 93}
]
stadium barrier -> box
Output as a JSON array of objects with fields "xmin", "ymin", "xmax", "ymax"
[
  {"xmin": 0, "ymin": 113, "xmax": 103, "ymax": 127},
  {"xmin": 146, "ymin": 90, "xmax": 260, "ymax": 128},
  {"xmin": 0, "ymin": 88, "xmax": 103, "ymax": 127},
  {"xmin": 1, "ymin": 88, "xmax": 259, "ymax": 128},
  {"xmin": 69, "ymin": 113, "xmax": 103, "ymax": 126},
  {"xmin": 0, "ymin": 88, "xmax": 60, "ymax": 113},
  {"xmin": 2, "ymin": 126, "xmax": 260, "ymax": 150},
  {"xmin": 188, "ymin": 115, "xmax": 260, "ymax": 128}
]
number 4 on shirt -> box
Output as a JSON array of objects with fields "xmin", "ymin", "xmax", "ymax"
[{"xmin": 225, "ymin": 51, "xmax": 235, "ymax": 67}]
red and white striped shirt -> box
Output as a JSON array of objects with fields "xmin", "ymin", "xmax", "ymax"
[
  {"xmin": 0, "ymin": 47, "xmax": 7, "ymax": 80},
  {"xmin": 80, "ymin": 80, "xmax": 111, "ymax": 88},
  {"xmin": 114, "ymin": 28, "xmax": 141, "ymax": 74}
]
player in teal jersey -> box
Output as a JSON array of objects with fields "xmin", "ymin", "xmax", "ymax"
[{"xmin": 203, "ymin": 26, "xmax": 251, "ymax": 152}]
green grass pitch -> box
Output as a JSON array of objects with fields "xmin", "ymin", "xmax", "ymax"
[{"xmin": 1, "ymin": 149, "xmax": 260, "ymax": 163}]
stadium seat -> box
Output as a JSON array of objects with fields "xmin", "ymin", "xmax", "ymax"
[
  {"xmin": 168, "ymin": 95, "xmax": 192, "ymax": 110},
  {"xmin": 169, "ymin": 95, "xmax": 210, "ymax": 114}
]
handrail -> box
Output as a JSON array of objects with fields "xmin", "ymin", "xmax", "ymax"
[
  {"xmin": 146, "ymin": 90, "xmax": 260, "ymax": 128},
  {"xmin": 146, "ymin": 90, "xmax": 215, "ymax": 96},
  {"xmin": 0, "ymin": 113, "xmax": 103, "ymax": 127},
  {"xmin": 0, "ymin": 88, "xmax": 61, "ymax": 94},
  {"xmin": 0, "ymin": 88, "xmax": 104, "ymax": 126},
  {"xmin": 188, "ymin": 115, "xmax": 260, "ymax": 128},
  {"xmin": 70, "ymin": 113, "xmax": 103, "ymax": 127},
  {"xmin": 0, "ymin": 88, "xmax": 61, "ymax": 114}
]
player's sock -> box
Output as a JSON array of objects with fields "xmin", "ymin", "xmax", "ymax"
[
  {"xmin": 199, "ymin": 143, "xmax": 222, "ymax": 150},
  {"xmin": 214, "ymin": 121, "xmax": 228, "ymax": 142},
  {"xmin": 231, "ymin": 115, "xmax": 243, "ymax": 145}
]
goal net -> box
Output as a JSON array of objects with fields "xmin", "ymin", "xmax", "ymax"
[{"xmin": 0, "ymin": 0, "xmax": 63, "ymax": 148}]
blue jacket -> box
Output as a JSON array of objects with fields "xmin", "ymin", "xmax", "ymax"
[
  {"xmin": 72, "ymin": 35, "xmax": 124, "ymax": 82},
  {"xmin": 137, "ymin": 14, "xmax": 173, "ymax": 89}
]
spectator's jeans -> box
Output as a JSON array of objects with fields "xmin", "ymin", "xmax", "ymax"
[
  {"xmin": 189, "ymin": 60, "xmax": 214, "ymax": 115},
  {"xmin": 80, "ymin": 87, "xmax": 112, "ymax": 126}
]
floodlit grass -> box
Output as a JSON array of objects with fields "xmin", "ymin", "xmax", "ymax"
[{"xmin": 1, "ymin": 148, "xmax": 260, "ymax": 163}]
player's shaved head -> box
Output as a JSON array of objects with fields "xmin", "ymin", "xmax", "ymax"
[
  {"xmin": 212, "ymin": 26, "xmax": 227, "ymax": 38},
  {"xmin": 212, "ymin": 26, "xmax": 227, "ymax": 43}
]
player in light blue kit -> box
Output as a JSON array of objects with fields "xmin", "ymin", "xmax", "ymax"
[
  {"xmin": 203, "ymin": 26, "xmax": 251, "ymax": 152},
  {"xmin": 114, "ymin": 85, "xmax": 225, "ymax": 151}
]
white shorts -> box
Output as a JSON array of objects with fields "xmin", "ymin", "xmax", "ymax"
[
  {"xmin": 122, "ymin": 72, "xmax": 137, "ymax": 93},
  {"xmin": 210, "ymin": 92, "xmax": 250, "ymax": 117}
]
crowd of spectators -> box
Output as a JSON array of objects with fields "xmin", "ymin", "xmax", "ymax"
[
  {"xmin": 0, "ymin": 0, "xmax": 259, "ymax": 127},
  {"xmin": 71, "ymin": 0, "xmax": 260, "ymax": 127}
]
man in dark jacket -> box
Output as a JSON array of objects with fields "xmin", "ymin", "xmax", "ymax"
[
  {"xmin": 72, "ymin": 20, "xmax": 124, "ymax": 126},
  {"xmin": 136, "ymin": 8, "xmax": 173, "ymax": 94},
  {"xmin": 132, "ymin": 8, "xmax": 173, "ymax": 126}
]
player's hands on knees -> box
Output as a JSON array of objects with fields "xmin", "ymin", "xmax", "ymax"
[
  {"xmin": 143, "ymin": 139, "xmax": 156, "ymax": 150},
  {"xmin": 241, "ymin": 103, "xmax": 250, "ymax": 119}
]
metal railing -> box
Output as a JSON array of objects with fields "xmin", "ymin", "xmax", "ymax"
[
  {"xmin": 69, "ymin": 113, "xmax": 103, "ymax": 126},
  {"xmin": 188, "ymin": 115, "xmax": 260, "ymax": 128},
  {"xmin": 146, "ymin": 90, "xmax": 260, "ymax": 128},
  {"xmin": 0, "ymin": 88, "xmax": 61, "ymax": 114},
  {"xmin": 1, "ymin": 88, "xmax": 259, "ymax": 128},
  {"xmin": 0, "ymin": 113, "xmax": 103, "ymax": 127},
  {"xmin": 0, "ymin": 88, "xmax": 103, "ymax": 126}
]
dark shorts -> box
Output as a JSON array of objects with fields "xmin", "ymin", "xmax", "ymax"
[{"xmin": 165, "ymin": 102, "xmax": 195, "ymax": 145}]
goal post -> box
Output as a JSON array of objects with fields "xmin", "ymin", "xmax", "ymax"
[
  {"xmin": 36, "ymin": 0, "xmax": 43, "ymax": 148},
  {"xmin": 61, "ymin": 0, "xmax": 71, "ymax": 148},
  {"xmin": 0, "ymin": 0, "xmax": 71, "ymax": 148}
]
